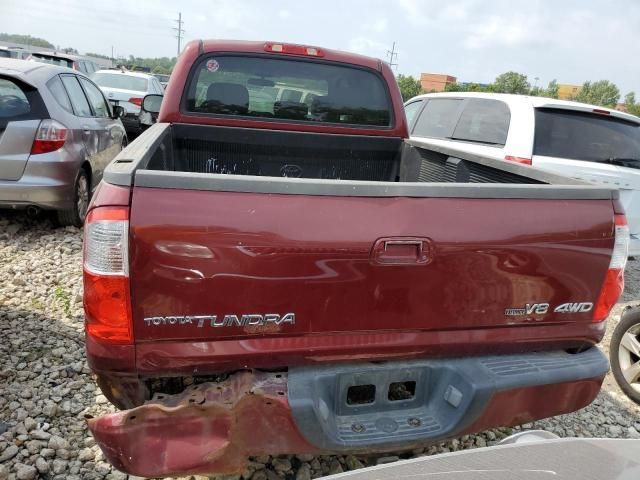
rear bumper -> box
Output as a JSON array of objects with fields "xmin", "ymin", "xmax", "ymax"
[
  {"xmin": 87, "ymin": 348, "xmax": 608, "ymax": 477},
  {"xmin": 0, "ymin": 150, "xmax": 77, "ymax": 210}
]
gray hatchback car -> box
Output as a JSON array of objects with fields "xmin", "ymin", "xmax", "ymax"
[{"xmin": 0, "ymin": 58, "xmax": 126, "ymax": 226}]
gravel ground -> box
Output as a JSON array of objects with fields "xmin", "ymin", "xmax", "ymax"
[{"xmin": 1, "ymin": 211, "xmax": 640, "ymax": 480}]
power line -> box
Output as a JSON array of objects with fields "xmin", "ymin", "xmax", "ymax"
[
  {"xmin": 173, "ymin": 12, "xmax": 185, "ymax": 57},
  {"xmin": 386, "ymin": 42, "xmax": 398, "ymax": 70}
]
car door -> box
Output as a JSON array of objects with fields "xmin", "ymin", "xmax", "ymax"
[
  {"xmin": 59, "ymin": 74, "xmax": 98, "ymax": 180},
  {"xmin": 78, "ymin": 76, "xmax": 124, "ymax": 184}
]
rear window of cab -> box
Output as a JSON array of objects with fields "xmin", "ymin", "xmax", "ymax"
[{"xmin": 184, "ymin": 55, "xmax": 392, "ymax": 127}]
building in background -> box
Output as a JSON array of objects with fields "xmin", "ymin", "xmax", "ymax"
[
  {"xmin": 420, "ymin": 73, "xmax": 457, "ymax": 92},
  {"xmin": 557, "ymin": 83, "xmax": 582, "ymax": 100}
]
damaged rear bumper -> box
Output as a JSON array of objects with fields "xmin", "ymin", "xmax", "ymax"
[{"xmin": 88, "ymin": 348, "xmax": 608, "ymax": 477}]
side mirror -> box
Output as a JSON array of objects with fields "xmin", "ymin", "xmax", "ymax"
[
  {"xmin": 142, "ymin": 94, "xmax": 163, "ymax": 114},
  {"xmin": 112, "ymin": 105, "xmax": 125, "ymax": 119}
]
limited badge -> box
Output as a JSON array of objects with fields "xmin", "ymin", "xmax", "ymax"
[{"xmin": 206, "ymin": 59, "xmax": 219, "ymax": 72}]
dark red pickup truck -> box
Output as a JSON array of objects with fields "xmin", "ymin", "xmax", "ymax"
[{"xmin": 83, "ymin": 40, "xmax": 628, "ymax": 477}]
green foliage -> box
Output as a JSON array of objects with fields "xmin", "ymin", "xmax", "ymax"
[
  {"xmin": 572, "ymin": 80, "xmax": 620, "ymax": 107},
  {"xmin": 625, "ymin": 92, "xmax": 636, "ymax": 106},
  {"xmin": 54, "ymin": 286, "xmax": 72, "ymax": 317},
  {"xmin": 85, "ymin": 52, "xmax": 112, "ymax": 60},
  {"xmin": 492, "ymin": 71, "xmax": 530, "ymax": 94},
  {"xmin": 125, "ymin": 55, "xmax": 177, "ymax": 75},
  {"xmin": 0, "ymin": 32, "xmax": 54, "ymax": 49},
  {"xmin": 396, "ymin": 74, "xmax": 422, "ymax": 101},
  {"xmin": 545, "ymin": 80, "xmax": 559, "ymax": 99},
  {"xmin": 624, "ymin": 92, "xmax": 640, "ymax": 117}
]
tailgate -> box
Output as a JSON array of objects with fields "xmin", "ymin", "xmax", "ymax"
[{"xmin": 129, "ymin": 185, "xmax": 615, "ymax": 343}]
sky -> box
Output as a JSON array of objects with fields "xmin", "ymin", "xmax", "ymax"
[{"xmin": 2, "ymin": 0, "xmax": 640, "ymax": 95}]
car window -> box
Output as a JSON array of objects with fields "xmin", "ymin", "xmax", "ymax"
[
  {"xmin": 451, "ymin": 99, "xmax": 511, "ymax": 146},
  {"xmin": 0, "ymin": 50, "xmax": 10, "ymax": 58},
  {"xmin": 93, "ymin": 72, "xmax": 148, "ymax": 92},
  {"xmin": 46, "ymin": 75, "xmax": 73, "ymax": 113},
  {"xmin": 534, "ymin": 108, "xmax": 640, "ymax": 163},
  {"xmin": 404, "ymin": 100, "xmax": 423, "ymax": 125},
  {"xmin": 185, "ymin": 55, "xmax": 392, "ymax": 126},
  {"xmin": 412, "ymin": 98, "xmax": 463, "ymax": 138},
  {"xmin": 79, "ymin": 77, "xmax": 110, "ymax": 118},
  {"xmin": 61, "ymin": 75, "xmax": 92, "ymax": 116},
  {"xmin": 0, "ymin": 77, "xmax": 31, "ymax": 118}
]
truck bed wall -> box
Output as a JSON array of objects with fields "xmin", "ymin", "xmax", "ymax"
[
  {"xmin": 144, "ymin": 124, "xmax": 543, "ymax": 185},
  {"xmin": 147, "ymin": 124, "xmax": 403, "ymax": 182}
]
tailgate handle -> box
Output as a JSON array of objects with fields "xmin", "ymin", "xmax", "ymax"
[{"xmin": 370, "ymin": 237, "xmax": 433, "ymax": 266}]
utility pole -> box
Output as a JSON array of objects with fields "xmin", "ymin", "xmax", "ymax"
[
  {"xmin": 111, "ymin": 46, "xmax": 114, "ymax": 66},
  {"xmin": 386, "ymin": 42, "xmax": 398, "ymax": 70},
  {"xmin": 173, "ymin": 12, "xmax": 185, "ymax": 57}
]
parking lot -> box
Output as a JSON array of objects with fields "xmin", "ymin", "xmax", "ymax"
[{"xmin": 1, "ymin": 210, "xmax": 639, "ymax": 480}]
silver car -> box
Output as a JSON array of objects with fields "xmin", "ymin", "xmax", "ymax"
[{"xmin": 0, "ymin": 58, "xmax": 126, "ymax": 226}]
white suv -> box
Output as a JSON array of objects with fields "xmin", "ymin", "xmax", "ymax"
[{"xmin": 405, "ymin": 92, "xmax": 640, "ymax": 256}]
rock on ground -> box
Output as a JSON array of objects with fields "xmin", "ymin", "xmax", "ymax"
[{"xmin": 1, "ymin": 210, "xmax": 640, "ymax": 480}]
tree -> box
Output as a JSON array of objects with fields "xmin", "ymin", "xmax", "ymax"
[
  {"xmin": 625, "ymin": 92, "xmax": 636, "ymax": 106},
  {"xmin": 573, "ymin": 80, "xmax": 620, "ymax": 107},
  {"xmin": 86, "ymin": 52, "xmax": 112, "ymax": 60},
  {"xmin": 396, "ymin": 74, "xmax": 422, "ymax": 101},
  {"xmin": 624, "ymin": 92, "xmax": 640, "ymax": 117},
  {"xmin": 545, "ymin": 80, "xmax": 559, "ymax": 99},
  {"xmin": 0, "ymin": 33, "xmax": 54, "ymax": 49},
  {"xmin": 492, "ymin": 71, "xmax": 530, "ymax": 94},
  {"xmin": 528, "ymin": 86, "xmax": 543, "ymax": 97}
]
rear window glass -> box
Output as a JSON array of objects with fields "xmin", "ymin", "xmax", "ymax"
[
  {"xmin": 0, "ymin": 78, "xmax": 30, "ymax": 118},
  {"xmin": 412, "ymin": 98, "xmax": 462, "ymax": 138},
  {"xmin": 534, "ymin": 109, "xmax": 640, "ymax": 162},
  {"xmin": 185, "ymin": 55, "xmax": 392, "ymax": 126},
  {"xmin": 47, "ymin": 75, "xmax": 73, "ymax": 113},
  {"xmin": 0, "ymin": 50, "xmax": 10, "ymax": 58},
  {"xmin": 31, "ymin": 54, "xmax": 73, "ymax": 68},
  {"xmin": 93, "ymin": 73, "xmax": 148, "ymax": 92},
  {"xmin": 452, "ymin": 99, "xmax": 510, "ymax": 145},
  {"xmin": 404, "ymin": 100, "xmax": 423, "ymax": 125}
]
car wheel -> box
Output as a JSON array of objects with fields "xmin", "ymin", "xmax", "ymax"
[
  {"xmin": 610, "ymin": 308, "xmax": 640, "ymax": 405},
  {"xmin": 56, "ymin": 169, "xmax": 90, "ymax": 228}
]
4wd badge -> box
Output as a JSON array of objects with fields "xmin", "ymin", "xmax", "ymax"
[{"xmin": 505, "ymin": 302, "xmax": 593, "ymax": 316}]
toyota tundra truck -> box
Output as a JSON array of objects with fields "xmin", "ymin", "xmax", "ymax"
[{"xmin": 83, "ymin": 40, "xmax": 628, "ymax": 478}]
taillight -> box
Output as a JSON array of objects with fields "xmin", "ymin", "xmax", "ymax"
[
  {"xmin": 504, "ymin": 155, "xmax": 532, "ymax": 165},
  {"xmin": 83, "ymin": 207, "xmax": 132, "ymax": 344},
  {"xmin": 72, "ymin": 61, "xmax": 80, "ymax": 70},
  {"xmin": 264, "ymin": 42, "xmax": 324, "ymax": 57},
  {"xmin": 593, "ymin": 214, "xmax": 629, "ymax": 322},
  {"xmin": 128, "ymin": 97, "xmax": 143, "ymax": 107},
  {"xmin": 31, "ymin": 120, "xmax": 68, "ymax": 155}
]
